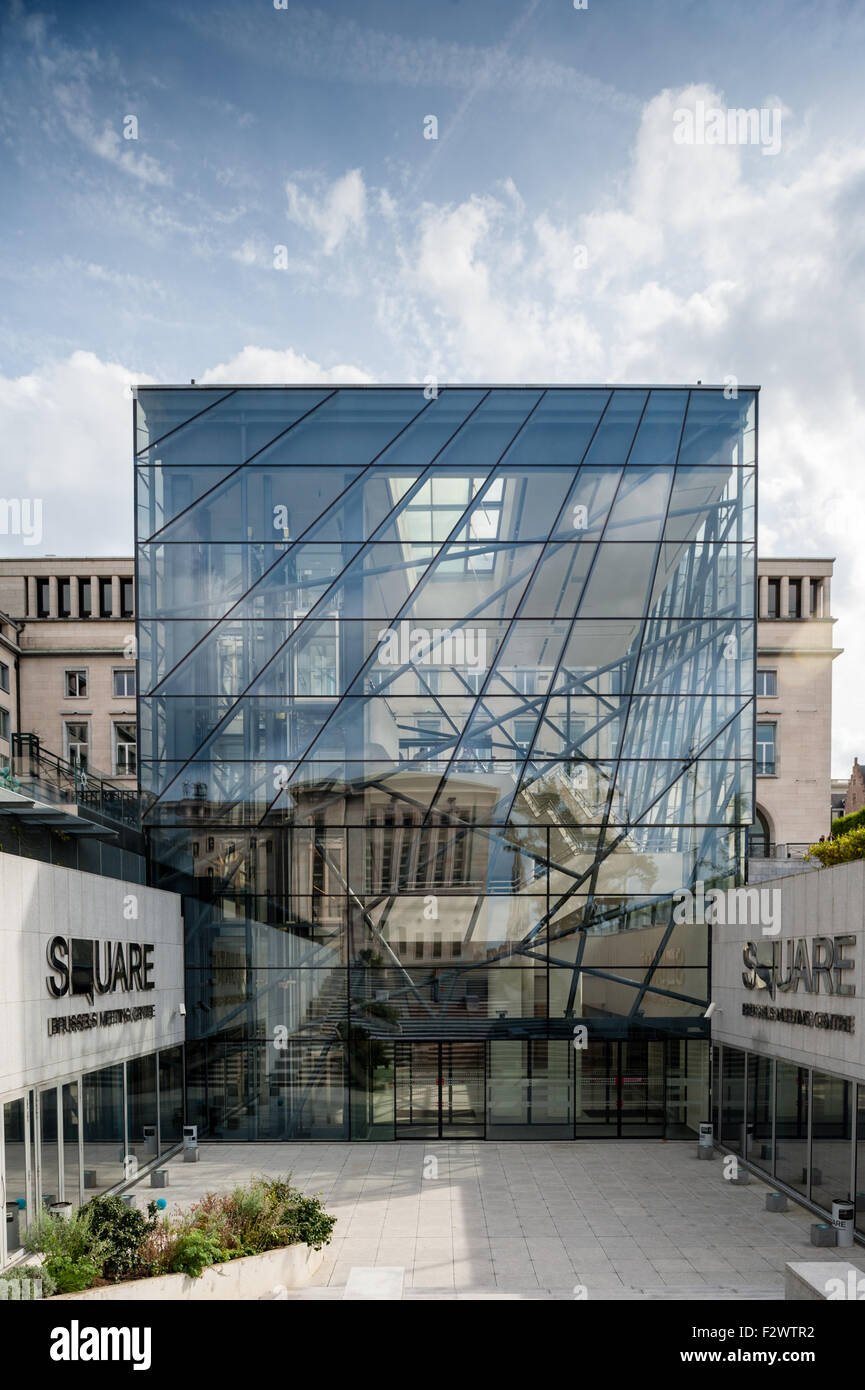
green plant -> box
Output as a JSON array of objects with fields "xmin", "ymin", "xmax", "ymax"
[
  {"xmin": 0, "ymin": 1265, "xmax": 57, "ymax": 1298},
  {"xmin": 169, "ymin": 1230, "xmax": 228, "ymax": 1278},
  {"xmin": 831, "ymin": 806, "xmax": 865, "ymax": 838},
  {"xmin": 47, "ymin": 1255, "xmax": 103, "ymax": 1294},
  {"xmin": 806, "ymin": 825, "xmax": 865, "ymax": 867},
  {"xmin": 84, "ymin": 1195, "xmax": 159, "ymax": 1282},
  {"xmin": 23, "ymin": 1207, "xmax": 109, "ymax": 1293}
]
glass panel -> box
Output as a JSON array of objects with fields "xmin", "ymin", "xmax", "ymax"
[
  {"xmin": 574, "ymin": 1041, "xmax": 617, "ymax": 1136},
  {"xmin": 159, "ymin": 1047, "xmax": 184, "ymax": 1151},
  {"xmin": 39, "ymin": 1089, "xmax": 60, "ymax": 1209},
  {"xmin": 82, "ymin": 1065, "xmax": 125, "ymax": 1196},
  {"xmin": 774, "ymin": 1059, "xmax": 809, "ymax": 1196},
  {"xmin": 127, "ymin": 1055, "xmax": 158, "ymax": 1167},
  {"xmin": 745, "ymin": 1053, "xmax": 774, "ymax": 1173},
  {"xmin": 720, "ymin": 1046, "xmax": 745, "ymax": 1153},
  {"xmin": 62, "ymin": 1083, "xmax": 81, "ymax": 1210},
  {"xmin": 4, "ymin": 1098, "xmax": 28, "ymax": 1254},
  {"xmin": 811, "ymin": 1071, "xmax": 852, "ymax": 1211}
]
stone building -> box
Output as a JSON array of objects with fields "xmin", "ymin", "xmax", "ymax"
[{"xmin": 0, "ymin": 558, "xmax": 137, "ymax": 786}]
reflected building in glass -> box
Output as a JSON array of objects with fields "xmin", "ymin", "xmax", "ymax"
[{"xmin": 135, "ymin": 385, "xmax": 757, "ymax": 1140}]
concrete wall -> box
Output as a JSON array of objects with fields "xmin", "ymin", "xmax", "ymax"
[{"xmin": 0, "ymin": 853, "xmax": 184, "ymax": 1097}]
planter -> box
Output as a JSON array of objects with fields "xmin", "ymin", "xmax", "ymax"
[{"xmin": 50, "ymin": 1242, "xmax": 324, "ymax": 1301}]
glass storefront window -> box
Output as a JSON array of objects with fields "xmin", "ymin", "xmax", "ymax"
[
  {"xmin": 811, "ymin": 1071, "xmax": 852, "ymax": 1211},
  {"xmin": 62, "ymin": 1082, "xmax": 81, "ymax": 1209},
  {"xmin": 774, "ymin": 1060, "xmax": 809, "ymax": 1197},
  {"xmin": 127, "ymin": 1054, "xmax": 158, "ymax": 1167},
  {"xmin": 159, "ymin": 1047, "xmax": 185, "ymax": 1152},
  {"xmin": 720, "ymin": 1047, "xmax": 745, "ymax": 1153},
  {"xmin": 745, "ymin": 1053, "xmax": 773, "ymax": 1173},
  {"xmin": 83, "ymin": 1065, "xmax": 125, "ymax": 1196},
  {"xmin": 3, "ymin": 1098, "xmax": 29, "ymax": 1257},
  {"xmin": 39, "ymin": 1087, "xmax": 60, "ymax": 1209}
]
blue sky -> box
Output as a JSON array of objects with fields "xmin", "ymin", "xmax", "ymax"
[{"xmin": 1, "ymin": 0, "xmax": 864, "ymax": 771}]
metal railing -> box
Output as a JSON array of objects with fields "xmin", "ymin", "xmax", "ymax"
[
  {"xmin": 748, "ymin": 837, "xmax": 813, "ymax": 860},
  {"xmin": 10, "ymin": 733, "xmax": 142, "ymax": 828}
]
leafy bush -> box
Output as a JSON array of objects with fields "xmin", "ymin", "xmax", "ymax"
[
  {"xmin": 806, "ymin": 826, "xmax": 865, "ymax": 867},
  {"xmin": 47, "ymin": 1255, "xmax": 104, "ymax": 1294},
  {"xmin": 169, "ymin": 1231, "xmax": 228, "ymax": 1279},
  {"xmin": 23, "ymin": 1174, "xmax": 335, "ymax": 1293},
  {"xmin": 831, "ymin": 806, "xmax": 865, "ymax": 838},
  {"xmin": 189, "ymin": 1175, "xmax": 336, "ymax": 1255},
  {"xmin": 85, "ymin": 1195, "xmax": 159, "ymax": 1282},
  {"xmin": 23, "ymin": 1207, "xmax": 109, "ymax": 1294}
]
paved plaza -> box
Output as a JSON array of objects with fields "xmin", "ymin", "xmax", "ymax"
[{"xmin": 131, "ymin": 1141, "xmax": 865, "ymax": 1300}]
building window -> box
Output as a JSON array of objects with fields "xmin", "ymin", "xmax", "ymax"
[
  {"xmin": 120, "ymin": 577, "xmax": 134, "ymax": 619},
  {"xmin": 65, "ymin": 721, "xmax": 89, "ymax": 770},
  {"xmin": 756, "ymin": 669, "xmax": 777, "ymax": 697},
  {"xmin": 36, "ymin": 576, "xmax": 50, "ymax": 618},
  {"xmin": 99, "ymin": 577, "xmax": 113, "ymax": 618},
  {"xmin": 65, "ymin": 668, "xmax": 88, "ymax": 698},
  {"xmin": 78, "ymin": 577, "xmax": 92, "ymax": 619},
  {"xmin": 810, "ymin": 579, "xmax": 822, "ymax": 617},
  {"xmin": 756, "ymin": 723, "xmax": 776, "ymax": 776},
  {"xmin": 402, "ymin": 476, "xmax": 503, "ymax": 571},
  {"xmin": 0, "ymin": 708, "xmax": 9, "ymax": 742},
  {"xmin": 114, "ymin": 722, "xmax": 137, "ymax": 776},
  {"xmin": 0, "ymin": 661, "xmax": 8, "ymax": 693},
  {"xmin": 113, "ymin": 667, "xmax": 136, "ymax": 698},
  {"xmin": 58, "ymin": 577, "xmax": 71, "ymax": 618},
  {"xmin": 766, "ymin": 578, "xmax": 780, "ymax": 618},
  {"xmin": 788, "ymin": 579, "xmax": 801, "ymax": 619}
]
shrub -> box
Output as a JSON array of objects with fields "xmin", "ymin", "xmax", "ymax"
[
  {"xmin": 831, "ymin": 806, "xmax": 865, "ymax": 838},
  {"xmin": 169, "ymin": 1231, "xmax": 228, "ymax": 1279},
  {"xmin": 85, "ymin": 1195, "xmax": 159, "ymax": 1282},
  {"xmin": 23, "ymin": 1207, "xmax": 109, "ymax": 1294},
  {"xmin": 806, "ymin": 826, "xmax": 865, "ymax": 867}
]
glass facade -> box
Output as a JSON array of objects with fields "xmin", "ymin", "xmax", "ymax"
[
  {"xmin": 718, "ymin": 1045, "xmax": 864, "ymax": 1233},
  {"xmin": 135, "ymin": 384, "xmax": 757, "ymax": 1140},
  {"xmin": 0, "ymin": 1048, "xmax": 184, "ymax": 1265}
]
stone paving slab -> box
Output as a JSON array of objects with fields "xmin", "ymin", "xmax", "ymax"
[{"xmin": 130, "ymin": 1139, "xmax": 865, "ymax": 1300}]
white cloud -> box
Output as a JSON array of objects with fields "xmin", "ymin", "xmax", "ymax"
[
  {"xmin": 285, "ymin": 169, "xmax": 367, "ymax": 254},
  {"xmin": 197, "ymin": 346, "xmax": 374, "ymax": 384}
]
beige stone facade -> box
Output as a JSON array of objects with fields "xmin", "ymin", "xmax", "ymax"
[
  {"xmin": 754, "ymin": 558, "xmax": 841, "ymax": 852},
  {"xmin": 0, "ymin": 610, "xmax": 21, "ymax": 772},
  {"xmin": 0, "ymin": 559, "xmax": 136, "ymax": 786}
]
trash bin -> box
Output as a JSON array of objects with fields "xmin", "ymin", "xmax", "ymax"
[
  {"xmin": 49, "ymin": 1202, "xmax": 73, "ymax": 1221},
  {"xmin": 697, "ymin": 1121, "xmax": 714, "ymax": 1160},
  {"xmin": 183, "ymin": 1124, "xmax": 200, "ymax": 1162},
  {"xmin": 831, "ymin": 1198, "xmax": 855, "ymax": 1248},
  {"xmin": 5, "ymin": 1203, "xmax": 20, "ymax": 1251},
  {"xmin": 142, "ymin": 1125, "xmax": 157, "ymax": 1156}
]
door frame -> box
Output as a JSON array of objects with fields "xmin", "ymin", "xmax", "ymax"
[{"xmin": 394, "ymin": 1041, "xmax": 487, "ymax": 1140}]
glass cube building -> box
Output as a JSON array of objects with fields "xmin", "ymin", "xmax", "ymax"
[{"xmin": 135, "ymin": 385, "xmax": 756, "ymax": 1141}]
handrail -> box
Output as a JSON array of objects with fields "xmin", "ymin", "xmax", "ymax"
[{"xmin": 10, "ymin": 732, "xmax": 144, "ymax": 828}]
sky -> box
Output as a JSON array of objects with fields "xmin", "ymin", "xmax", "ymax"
[{"xmin": 0, "ymin": 0, "xmax": 863, "ymax": 775}]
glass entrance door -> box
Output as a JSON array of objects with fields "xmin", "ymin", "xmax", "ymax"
[
  {"xmin": 395, "ymin": 1042, "xmax": 485, "ymax": 1138},
  {"xmin": 575, "ymin": 1040, "xmax": 665, "ymax": 1137},
  {"xmin": 2, "ymin": 1097, "xmax": 32, "ymax": 1266}
]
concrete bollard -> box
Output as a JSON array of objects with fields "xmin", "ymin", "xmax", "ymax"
[
  {"xmin": 810, "ymin": 1223, "xmax": 835, "ymax": 1247},
  {"xmin": 151, "ymin": 1169, "xmax": 169, "ymax": 1188},
  {"xmin": 766, "ymin": 1192, "xmax": 788, "ymax": 1212}
]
